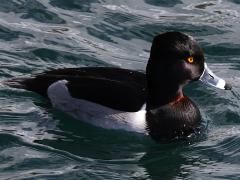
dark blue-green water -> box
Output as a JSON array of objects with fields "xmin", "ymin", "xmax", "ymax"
[{"xmin": 0, "ymin": 0, "xmax": 240, "ymax": 179}]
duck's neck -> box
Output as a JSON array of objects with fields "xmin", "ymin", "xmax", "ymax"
[
  {"xmin": 146, "ymin": 59, "xmax": 184, "ymax": 110},
  {"xmin": 146, "ymin": 82, "xmax": 184, "ymax": 110}
]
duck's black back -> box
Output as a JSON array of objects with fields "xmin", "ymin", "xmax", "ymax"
[{"xmin": 13, "ymin": 67, "xmax": 147, "ymax": 112}]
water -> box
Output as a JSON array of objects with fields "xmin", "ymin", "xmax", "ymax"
[{"xmin": 0, "ymin": 0, "xmax": 239, "ymax": 179}]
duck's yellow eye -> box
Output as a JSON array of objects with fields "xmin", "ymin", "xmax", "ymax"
[{"xmin": 187, "ymin": 57, "xmax": 194, "ymax": 63}]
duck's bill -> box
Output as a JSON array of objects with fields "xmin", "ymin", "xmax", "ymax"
[{"xmin": 199, "ymin": 63, "xmax": 232, "ymax": 90}]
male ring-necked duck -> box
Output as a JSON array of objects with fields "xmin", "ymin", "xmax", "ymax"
[{"xmin": 5, "ymin": 32, "xmax": 231, "ymax": 141}]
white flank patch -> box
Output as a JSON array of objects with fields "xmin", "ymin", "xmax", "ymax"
[{"xmin": 47, "ymin": 80, "xmax": 147, "ymax": 134}]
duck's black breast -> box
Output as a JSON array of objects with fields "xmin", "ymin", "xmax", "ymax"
[
  {"xmin": 21, "ymin": 67, "xmax": 147, "ymax": 112},
  {"xmin": 146, "ymin": 96, "xmax": 201, "ymax": 141}
]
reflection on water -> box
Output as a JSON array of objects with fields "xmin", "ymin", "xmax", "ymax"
[{"xmin": 0, "ymin": 0, "xmax": 239, "ymax": 179}]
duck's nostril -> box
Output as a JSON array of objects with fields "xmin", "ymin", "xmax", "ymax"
[
  {"xmin": 224, "ymin": 83, "xmax": 232, "ymax": 90},
  {"xmin": 208, "ymin": 73, "xmax": 214, "ymax": 79}
]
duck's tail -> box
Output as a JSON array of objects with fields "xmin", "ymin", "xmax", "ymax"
[
  {"xmin": 4, "ymin": 76, "xmax": 55, "ymax": 97},
  {"xmin": 3, "ymin": 77, "xmax": 32, "ymax": 89}
]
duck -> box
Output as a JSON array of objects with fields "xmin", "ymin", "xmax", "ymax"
[{"xmin": 5, "ymin": 32, "xmax": 231, "ymax": 141}]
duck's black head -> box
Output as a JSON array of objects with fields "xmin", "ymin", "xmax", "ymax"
[
  {"xmin": 145, "ymin": 32, "xmax": 231, "ymax": 141},
  {"xmin": 146, "ymin": 32, "xmax": 205, "ymax": 141},
  {"xmin": 146, "ymin": 32, "xmax": 205, "ymax": 109}
]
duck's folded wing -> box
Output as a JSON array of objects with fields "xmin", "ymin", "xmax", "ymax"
[
  {"xmin": 65, "ymin": 76, "xmax": 146, "ymax": 112},
  {"xmin": 14, "ymin": 67, "xmax": 147, "ymax": 112}
]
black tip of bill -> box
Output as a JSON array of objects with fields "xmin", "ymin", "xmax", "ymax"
[{"xmin": 224, "ymin": 83, "xmax": 232, "ymax": 90}]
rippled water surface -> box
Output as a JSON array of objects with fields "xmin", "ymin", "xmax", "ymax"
[{"xmin": 0, "ymin": 0, "xmax": 240, "ymax": 179}]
